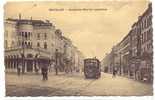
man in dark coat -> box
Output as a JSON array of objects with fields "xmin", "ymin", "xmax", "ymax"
[
  {"xmin": 112, "ymin": 67, "xmax": 117, "ymax": 77},
  {"xmin": 40, "ymin": 59, "xmax": 49, "ymax": 80},
  {"xmin": 44, "ymin": 62, "xmax": 48, "ymax": 80},
  {"xmin": 39, "ymin": 59, "xmax": 48, "ymax": 80}
]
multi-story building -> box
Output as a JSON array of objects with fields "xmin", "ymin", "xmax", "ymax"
[
  {"xmin": 102, "ymin": 3, "xmax": 153, "ymax": 83},
  {"xmin": 129, "ymin": 23, "xmax": 138, "ymax": 79},
  {"xmin": 4, "ymin": 16, "xmax": 84, "ymax": 73},
  {"xmin": 120, "ymin": 33, "xmax": 131, "ymax": 76},
  {"xmin": 129, "ymin": 3, "xmax": 152, "ymax": 82},
  {"xmin": 5, "ymin": 17, "xmax": 54, "ymax": 73},
  {"xmin": 101, "ymin": 52, "xmax": 112, "ymax": 73},
  {"xmin": 61, "ymin": 36, "xmax": 85, "ymax": 73},
  {"xmin": 73, "ymin": 47, "xmax": 85, "ymax": 73},
  {"xmin": 101, "ymin": 46, "xmax": 116, "ymax": 74},
  {"xmin": 4, "ymin": 19, "xmax": 17, "ymax": 49},
  {"xmin": 110, "ymin": 33, "xmax": 131, "ymax": 76},
  {"xmin": 77, "ymin": 51, "xmax": 85, "ymax": 73},
  {"xmin": 138, "ymin": 3, "xmax": 153, "ymax": 82},
  {"xmin": 112, "ymin": 44, "xmax": 121, "ymax": 74}
]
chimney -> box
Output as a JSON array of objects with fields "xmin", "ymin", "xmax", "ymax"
[{"xmin": 30, "ymin": 16, "xmax": 32, "ymax": 20}]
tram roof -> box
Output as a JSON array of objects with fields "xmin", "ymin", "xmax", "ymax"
[{"xmin": 84, "ymin": 58, "xmax": 100, "ymax": 62}]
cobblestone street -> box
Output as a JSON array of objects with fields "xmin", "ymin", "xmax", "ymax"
[{"xmin": 6, "ymin": 72, "xmax": 153, "ymax": 96}]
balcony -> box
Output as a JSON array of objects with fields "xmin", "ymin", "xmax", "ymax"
[{"xmin": 5, "ymin": 46, "xmax": 51, "ymax": 55}]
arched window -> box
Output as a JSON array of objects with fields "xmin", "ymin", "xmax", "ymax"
[
  {"xmin": 22, "ymin": 32, "xmax": 24, "ymax": 37},
  {"xmin": 44, "ymin": 42, "xmax": 47, "ymax": 49},
  {"xmin": 28, "ymin": 32, "xmax": 31, "ymax": 39},
  {"xmin": 25, "ymin": 42, "xmax": 27, "ymax": 48},
  {"xmin": 28, "ymin": 42, "xmax": 30, "ymax": 48}
]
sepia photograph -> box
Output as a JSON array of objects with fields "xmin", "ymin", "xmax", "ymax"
[{"xmin": 3, "ymin": 0, "xmax": 153, "ymax": 97}]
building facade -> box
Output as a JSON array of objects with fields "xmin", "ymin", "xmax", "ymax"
[
  {"xmin": 102, "ymin": 3, "xmax": 153, "ymax": 83},
  {"xmin": 139, "ymin": 3, "xmax": 153, "ymax": 82},
  {"xmin": 4, "ymin": 16, "xmax": 84, "ymax": 74}
]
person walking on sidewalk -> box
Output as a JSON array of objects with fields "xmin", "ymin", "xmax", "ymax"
[
  {"xmin": 44, "ymin": 62, "xmax": 49, "ymax": 80},
  {"xmin": 112, "ymin": 67, "xmax": 117, "ymax": 77},
  {"xmin": 40, "ymin": 60, "xmax": 49, "ymax": 81},
  {"xmin": 40, "ymin": 62, "xmax": 45, "ymax": 80}
]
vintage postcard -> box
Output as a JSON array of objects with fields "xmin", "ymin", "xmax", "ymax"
[{"xmin": 4, "ymin": 0, "xmax": 153, "ymax": 97}]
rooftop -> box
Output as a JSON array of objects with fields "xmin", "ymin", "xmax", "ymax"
[{"xmin": 6, "ymin": 18, "xmax": 53, "ymax": 26}]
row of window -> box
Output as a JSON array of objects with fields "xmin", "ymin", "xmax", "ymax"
[
  {"xmin": 141, "ymin": 15, "xmax": 152, "ymax": 30},
  {"xmin": 5, "ymin": 30, "xmax": 55, "ymax": 40},
  {"xmin": 19, "ymin": 31, "xmax": 32, "ymax": 40},
  {"xmin": 37, "ymin": 33, "xmax": 47, "ymax": 40},
  {"xmin": 141, "ymin": 28, "xmax": 152, "ymax": 44},
  {"xmin": 132, "ymin": 48, "xmax": 137, "ymax": 57},
  {"xmin": 5, "ymin": 40, "xmax": 50, "ymax": 50},
  {"xmin": 37, "ymin": 42, "xmax": 47, "ymax": 49},
  {"xmin": 19, "ymin": 41, "xmax": 32, "ymax": 48},
  {"xmin": 19, "ymin": 41, "xmax": 48, "ymax": 49},
  {"xmin": 142, "ymin": 43, "xmax": 152, "ymax": 54}
]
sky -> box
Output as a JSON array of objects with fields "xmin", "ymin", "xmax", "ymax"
[{"xmin": 4, "ymin": 0, "xmax": 150, "ymax": 60}]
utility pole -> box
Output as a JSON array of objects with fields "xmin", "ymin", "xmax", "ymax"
[
  {"xmin": 120, "ymin": 52, "xmax": 122, "ymax": 75},
  {"xmin": 18, "ymin": 13, "xmax": 25, "ymax": 74},
  {"xmin": 22, "ymin": 24, "xmax": 25, "ymax": 74}
]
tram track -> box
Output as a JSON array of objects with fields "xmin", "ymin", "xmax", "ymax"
[{"xmin": 76, "ymin": 79, "xmax": 97, "ymax": 95}]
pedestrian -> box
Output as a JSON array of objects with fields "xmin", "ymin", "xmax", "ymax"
[
  {"xmin": 112, "ymin": 67, "xmax": 117, "ymax": 77},
  {"xmin": 41, "ymin": 63, "xmax": 45, "ymax": 80},
  {"xmin": 48, "ymin": 62, "xmax": 51, "ymax": 72},
  {"xmin": 40, "ymin": 59, "xmax": 49, "ymax": 81},
  {"xmin": 35, "ymin": 63, "xmax": 39, "ymax": 74},
  {"xmin": 40, "ymin": 60, "xmax": 45, "ymax": 80},
  {"xmin": 45, "ymin": 60, "xmax": 49, "ymax": 80},
  {"xmin": 44, "ymin": 66, "xmax": 48, "ymax": 80},
  {"xmin": 55, "ymin": 64, "xmax": 58, "ymax": 75},
  {"xmin": 42, "ymin": 67, "xmax": 46, "ymax": 80}
]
